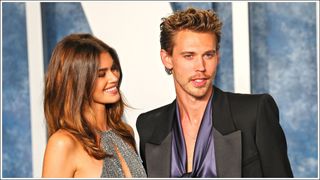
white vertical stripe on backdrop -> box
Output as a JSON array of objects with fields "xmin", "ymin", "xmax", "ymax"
[
  {"xmin": 81, "ymin": 2, "xmax": 175, "ymax": 148},
  {"xmin": 26, "ymin": 2, "xmax": 47, "ymax": 178},
  {"xmin": 232, "ymin": 2, "xmax": 251, "ymax": 93}
]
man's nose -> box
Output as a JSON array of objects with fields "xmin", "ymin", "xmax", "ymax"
[{"xmin": 195, "ymin": 57, "xmax": 206, "ymax": 72}]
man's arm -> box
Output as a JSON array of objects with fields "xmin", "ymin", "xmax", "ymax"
[
  {"xmin": 136, "ymin": 114, "xmax": 147, "ymax": 170},
  {"xmin": 256, "ymin": 94, "xmax": 293, "ymax": 177}
]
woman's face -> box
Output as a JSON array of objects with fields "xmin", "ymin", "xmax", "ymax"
[{"xmin": 91, "ymin": 52, "xmax": 121, "ymax": 108}]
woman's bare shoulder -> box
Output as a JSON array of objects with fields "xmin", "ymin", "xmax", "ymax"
[
  {"xmin": 42, "ymin": 129, "xmax": 81, "ymax": 177},
  {"xmin": 47, "ymin": 129, "xmax": 79, "ymax": 150}
]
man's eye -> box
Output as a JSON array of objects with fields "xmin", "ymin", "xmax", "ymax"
[
  {"xmin": 204, "ymin": 54, "xmax": 213, "ymax": 59},
  {"xmin": 184, "ymin": 54, "xmax": 193, "ymax": 60},
  {"xmin": 203, "ymin": 52, "xmax": 216, "ymax": 60}
]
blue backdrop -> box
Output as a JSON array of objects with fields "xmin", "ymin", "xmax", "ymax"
[
  {"xmin": 3, "ymin": 2, "xmax": 32, "ymax": 177},
  {"xmin": 249, "ymin": 3, "xmax": 318, "ymax": 177},
  {"xmin": 2, "ymin": 2, "xmax": 318, "ymax": 178}
]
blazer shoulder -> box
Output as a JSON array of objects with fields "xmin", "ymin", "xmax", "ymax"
[
  {"xmin": 226, "ymin": 92, "xmax": 278, "ymax": 129},
  {"xmin": 137, "ymin": 103, "xmax": 172, "ymax": 125},
  {"xmin": 136, "ymin": 102, "xmax": 174, "ymax": 138},
  {"xmin": 226, "ymin": 91, "xmax": 276, "ymax": 107}
]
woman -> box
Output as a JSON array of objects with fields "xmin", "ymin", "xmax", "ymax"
[{"xmin": 42, "ymin": 33, "xmax": 146, "ymax": 178}]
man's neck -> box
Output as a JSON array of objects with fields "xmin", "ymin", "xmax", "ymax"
[
  {"xmin": 176, "ymin": 87, "xmax": 213, "ymax": 125},
  {"xmin": 175, "ymin": 86, "xmax": 213, "ymax": 173}
]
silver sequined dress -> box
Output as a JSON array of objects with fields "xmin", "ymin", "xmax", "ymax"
[{"xmin": 100, "ymin": 129, "xmax": 147, "ymax": 178}]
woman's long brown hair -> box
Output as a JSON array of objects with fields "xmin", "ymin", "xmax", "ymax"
[{"xmin": 44, "ymin": 33, "xmax": 135, "ymax": 159}]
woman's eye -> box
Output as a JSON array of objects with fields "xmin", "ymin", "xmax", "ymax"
[{"xmin": 98, "ymin": 72, "xmax": 106, "ymax": 77}]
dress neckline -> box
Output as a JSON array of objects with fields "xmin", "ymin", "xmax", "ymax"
[{"xmin": 97, "ymin": 128, "xmax": 112, "ymax": 134}]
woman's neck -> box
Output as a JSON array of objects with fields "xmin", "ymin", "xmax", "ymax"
[{"xmin": 91, "ymin": 104, "xmax": 109, "ymax": 131}]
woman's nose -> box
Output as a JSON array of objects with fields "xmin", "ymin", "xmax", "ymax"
[{"xmin": 108, "ymin": 70, "xmax": 119, "ymax": 83}]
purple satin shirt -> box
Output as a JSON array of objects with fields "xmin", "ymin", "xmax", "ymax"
[{"xmin": 171, "ymin": 95, "xmax": 217, "ymax": 177}]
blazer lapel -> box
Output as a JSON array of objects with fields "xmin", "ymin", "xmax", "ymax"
[
  {"xmin": 143, "ymin": 87, "xmax": 242, "ymax": 177},
  {"xmin": 145, "ymin": 133, "xmax": 172, "ymax": 177},
  {"xmin": 144, "ymin": 100, "xmax": 176, "ymax": 177},
  {"xmin": 214, "ymin": 128, "xmax": 242, "ymax": 177},
  {"xmin": 212, "ymin": 87, "xmax": 242, "ymax": 177}
]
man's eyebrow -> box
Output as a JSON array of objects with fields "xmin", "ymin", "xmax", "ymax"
[
  {"xmin": 180, "ymin": 50, "xmax": 216, "ymax": 55},
  {"xmin": 204, "ymin": 50, "xmax": 217, "ymax": 54},
  {"xmin": 180, "ymin": 51, "xmax": 196, "ymax": 55}
]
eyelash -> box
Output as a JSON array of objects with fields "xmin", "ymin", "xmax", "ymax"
[
  {"xmin": 98, "ymin": 72, "xmax": 106, "ymax": 77},
  {"xmin": 184, "ymin": 54, "xmax": 193, "ymax": 60},
  {"xmin": 98, "ymin": 65, "xmax": 119, "ymax": 77},
  {"xmin": 204, "ymin": 53, "xmax": 214, "ymax": 59}
]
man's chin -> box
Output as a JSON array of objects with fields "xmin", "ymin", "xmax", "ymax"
[{"xmin": 190, "ymin": 86, "xmax": 212, "ymax": 99}]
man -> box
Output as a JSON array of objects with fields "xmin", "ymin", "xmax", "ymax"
[{"xmin": 136, "ymin": 8, "xmax": 293, "ymax": 178}]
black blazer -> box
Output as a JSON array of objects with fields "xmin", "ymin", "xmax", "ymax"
[{"xmin": 136, "ymin": 86, "xmax": 293, "ymax": 178}]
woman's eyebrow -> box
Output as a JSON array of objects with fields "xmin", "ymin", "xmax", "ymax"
[{"xmin": 98, "ymin": 67, "xmax": 109, "ymax": 71}]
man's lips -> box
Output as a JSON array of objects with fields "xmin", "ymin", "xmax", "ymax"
[{"xmin": 191, "ymin": 78, "xmax": 208, "ymax": 87}]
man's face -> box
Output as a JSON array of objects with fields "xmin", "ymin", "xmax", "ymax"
[{"xmin": 162, "ymin": 30, "xmax": 219, "ymax": 99}]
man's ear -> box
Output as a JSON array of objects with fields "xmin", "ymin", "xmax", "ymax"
[
  {"xmin": 160, "ymin": 49, "xmax": 173, "ymax": 70},
  {"xmin": 217, "ymin": 50, "xmax": 220, "ymax": 64}
]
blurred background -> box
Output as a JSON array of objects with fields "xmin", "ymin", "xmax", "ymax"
[{"xmin": 1, "ymin": 1, "xmax": 319, "ymax": 178}]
